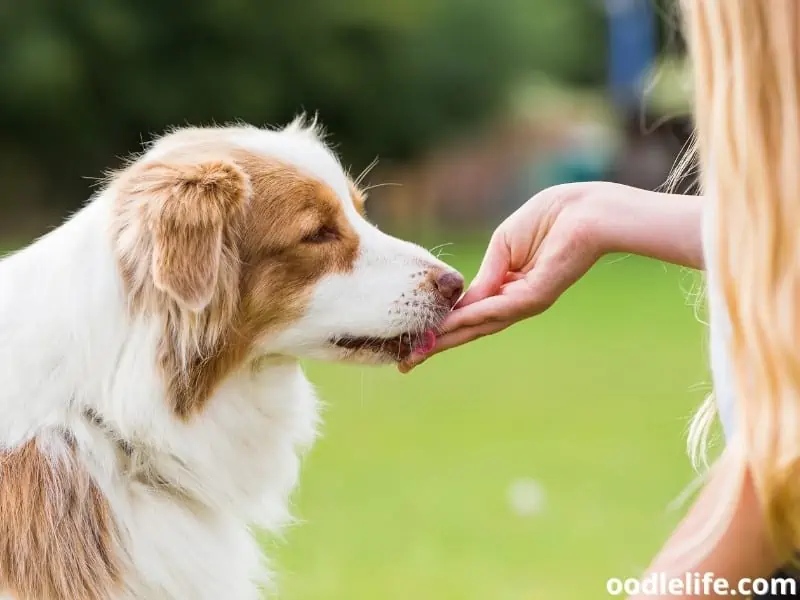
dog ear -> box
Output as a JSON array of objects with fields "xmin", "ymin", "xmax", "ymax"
[{"xmin": 136, "ymin": 161, "xmax": 249, "ymax": 312}]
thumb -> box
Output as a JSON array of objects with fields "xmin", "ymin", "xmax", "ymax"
[{"xmin": 457, "ymin": 232, "xmax": 510, "ymax": 308}]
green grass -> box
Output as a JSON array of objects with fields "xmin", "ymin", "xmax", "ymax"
[{"xmin": 269, "ymin": 243, "xmax": 710, "ymax": 600}]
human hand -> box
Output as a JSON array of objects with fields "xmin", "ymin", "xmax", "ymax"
[
  {"xmin": 399, "ymin": 181, "xmax": 704, "ymax": 373},
  {"xmin": 399, "ymin": 182, "xmax": 607, "ymax": 372}
]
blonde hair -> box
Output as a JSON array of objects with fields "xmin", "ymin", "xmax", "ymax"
[{"xmin": 683, "ymin": 0, "xmax": 800, "ymax": 559}]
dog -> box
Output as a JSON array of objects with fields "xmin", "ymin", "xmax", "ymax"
[{"xmin": 0, "ymin": 119, "xmax": 463, "ymax": 600}]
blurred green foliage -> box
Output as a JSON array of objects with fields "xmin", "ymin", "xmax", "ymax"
[{"xmin": 0, "ymin": 0, "xmax": 604, "ymax": 212}]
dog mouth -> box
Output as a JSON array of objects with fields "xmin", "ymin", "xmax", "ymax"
[{"xmin": 332, "ymin": 329, "xmax": 438, "ymax": 361}]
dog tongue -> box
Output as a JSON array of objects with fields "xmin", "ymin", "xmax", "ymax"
[{"xmin": 412, "ymin": 329, "xmax": 437, "ymax": 355}]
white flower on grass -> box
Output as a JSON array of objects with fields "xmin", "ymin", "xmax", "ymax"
[{"xmin": 507, "ymin": 478, "xmax": 546, "ymax": 517}]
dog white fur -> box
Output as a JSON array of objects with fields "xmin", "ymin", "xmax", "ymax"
[{"xmin": 0, "ymin": 120, "xmax": 462, "ymax": 599}]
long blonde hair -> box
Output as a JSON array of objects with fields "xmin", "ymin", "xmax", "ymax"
[{"xmin": 683, "ymin": 0, "xmax": 800, "ymax": 559}]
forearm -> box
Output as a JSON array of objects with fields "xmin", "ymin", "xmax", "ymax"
[{"xmin": 584, "ymin": 184, "xmax": 705, "ymax": 270}]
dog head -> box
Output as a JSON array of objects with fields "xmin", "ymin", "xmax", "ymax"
[{"xmin": 110, "ymin": 120, "xmax": 462, "ymax": 415}]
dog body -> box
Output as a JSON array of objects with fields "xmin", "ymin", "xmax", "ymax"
[{"xmin": 0, "ymin": 121, "xmax": 462, "ymax": 599}]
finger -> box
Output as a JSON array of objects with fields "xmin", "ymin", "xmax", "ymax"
[
  {"xmin": 431, "ymin": 319, "xmax": 513, "ymax": 355},
  {"xmin": 398, "ymin": 319, "xmax": 513, "ymax": 373},
  {"xmin": 457, "ymin": 232, "xmax": 510, "ymax": 308},
  {"xmin": 438, "ymin": 276, "xmax": 556, "ymax": 338},
  {"xmin": 440, "ymin": 294, "xmax": 525, "ymax": 333}
]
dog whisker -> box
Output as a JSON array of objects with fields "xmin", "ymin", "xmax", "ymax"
[
  {"xmin": 354, "ymin": 157, "xmax": 380, "ymax": 187},
  {"xmin": 361, "ymin": 182, "xmax": 402, "ymax": 194},
  {"xmin": 428, "ymin": 242, "xmax": 453, "ymax": 254}
]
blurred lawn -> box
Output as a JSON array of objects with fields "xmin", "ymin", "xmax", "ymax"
[{"xmin": 270, "ymin": 240, "xmax": 709, "ymax": 600}]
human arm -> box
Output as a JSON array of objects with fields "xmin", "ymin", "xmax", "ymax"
[{"xmin": 400, "ymin": 181, "xmax": 705, "ymax": 372}]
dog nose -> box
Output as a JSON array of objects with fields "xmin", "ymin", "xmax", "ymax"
[{"xmin": 434, "ymin": 271, "xmax": 464, "ymax": 306}]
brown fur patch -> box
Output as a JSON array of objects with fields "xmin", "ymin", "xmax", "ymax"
[
  {"xmin": 118, "ymin": 160, "xmax": 248, "ymax": 313},
  {"xmin": 149, "ymin": 161, "xmax": 248, "ymax": 311},
  {"xmin": 0, "ymin": 437, "xmax": 120, "ymax": 600},
  {"xmin": 112, "ymin": 133, "xmax": 360, "ymax": 417}
]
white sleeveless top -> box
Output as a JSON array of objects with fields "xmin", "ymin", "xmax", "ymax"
[{"xmin": 703, "ymin": 201, "xmax": 737, "ymax": 437}]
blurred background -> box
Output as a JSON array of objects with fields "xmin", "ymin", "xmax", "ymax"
[{"xmin": 1, "ymin": 1, "xmax": 709, "ymax": 598}]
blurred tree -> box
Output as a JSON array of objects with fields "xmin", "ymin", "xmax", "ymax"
[{"xmin": 0, "ymin": 0, "xmax": 606, "ymax": 215}]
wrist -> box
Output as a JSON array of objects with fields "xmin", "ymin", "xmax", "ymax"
[
  {"xmin": 588, "ymin": 182, "xmax": 654, "ymax": 256},
  {"xmin": 575, "ymin": 182, "xmax": 704, "ymax": 268},
  {"xmin": 562, "ymin": 181, "xmax": 704, "ymax": 269},
  {"xmin": 559, "ymin": 181, "xmax": 626, "ymax": 258}
]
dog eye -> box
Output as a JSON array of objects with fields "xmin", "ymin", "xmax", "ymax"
[{"xmin": 302, "ymin": 225, "xmax": 339, "ymax": 244}]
